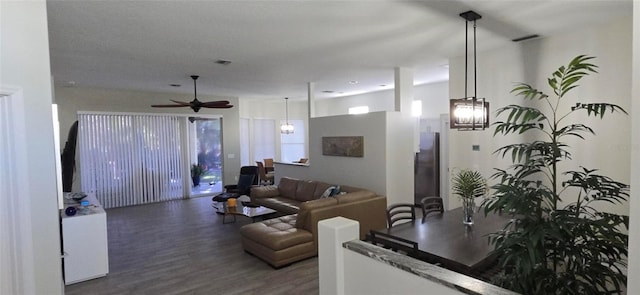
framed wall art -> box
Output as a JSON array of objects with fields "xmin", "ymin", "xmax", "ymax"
[{"xmin": 322, "ymin": 136, "xmax": 364, "ymax": 157}]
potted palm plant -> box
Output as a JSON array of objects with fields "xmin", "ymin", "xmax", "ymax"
[
  {"xmin": 484, "ymin": 55, "xmax": 628, "ymax": 294},
  {"xmin": 451, "ymin": 169, "xmax": 487, "ymax": 225},
  {"xmin": 190, "ymin": 163, "xmax": 205, "ymax": 187}
]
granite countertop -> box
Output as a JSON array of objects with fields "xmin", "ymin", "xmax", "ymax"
[{"xmin": 343, "ymin": 240, "xmax": 519, "ymax": 295}]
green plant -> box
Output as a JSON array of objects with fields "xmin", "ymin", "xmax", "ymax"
[
  {"xmin": 484, "ymin": 55, "xmax": 629, "ymax": 294},
  {"xmin": 451, "ymin": 169, "xmax": 487, "ymax": 200},
  {"xmin": 190, "ymin": 163, "xmax": 205, "ymax": 178}
]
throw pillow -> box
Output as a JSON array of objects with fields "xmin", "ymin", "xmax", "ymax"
[
  {"xmin": 330, "ymin": 185, "xmax": 341, "ymax": 196},
  {"xmin": 320, "ymin": 186, "xmax": 336, "ymax": 198}
]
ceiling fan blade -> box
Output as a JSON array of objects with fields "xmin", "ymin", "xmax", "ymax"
[
  {"xmin": 150, "ymin": 76, "xmax": 232, "ymax": 112},
  {"xmin": 203, "ymin": 104, "xmax": 234, "ymax": 109},
  {"xmin": 169, "ymin": 99, "xmax": 191, "ymax": 106},
  {"xmin": 200, "ymin": 100, "xmax": 231, "ymax": 107},
  {"xmin": 151, "ymin": 104, "xmax": 190, "ymax": 108}
]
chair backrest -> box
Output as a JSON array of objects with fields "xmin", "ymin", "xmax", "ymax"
[
  {"xmin": 239, "ymin": 166, "xmax": 259, "ymax": 185},
  {"xmin": 386, "ymin": 203, "xmax": 416, "ymax": 227},
  {"xmin": 237, "ymin": 174, "xmax": 255, "ymax": 192},
  {"xmin": 256, "ymin": 161, "xmax": 267, "ymax": 181},
  {"xmin": 420, "ymin": 196, "xmax": 444, "ymax": 220},
  {"xmin": 264, "ymin": 158, "xmax": 274, "ymax": 168}
]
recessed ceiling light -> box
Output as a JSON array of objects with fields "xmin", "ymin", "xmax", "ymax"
[
  {"xmin": 349, "ymin": 80, "xmax": 358, "ymax": 84},
  {"xmin": 214, "ymin": 59, "xmax": 232, "ymax": 65},
  {"xmin": 379, "ymin": 84, "xmax": 386, "ymax": 87},
  {"xmin": 169, "ymin": 84, "xmax": 181, "ymax": 87}
]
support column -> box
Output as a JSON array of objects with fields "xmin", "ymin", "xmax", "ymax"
[
  {"xmin": 395, "ymin": 67, "xmax": 420, "ymax": 153},
  {"xmin": 307, "ymin": 82, "xmax": 316, "ymax": 118},
  {"xmin": 318, "ymin": 217, "xmax": 360, "ymax": 295},
  {"xmin": 394, "ymin": 67, "xmax": 414, "ymax": 113},
  {"xmin": 306, "ymin": 82, "xmax": 315, "ymax": 159}
]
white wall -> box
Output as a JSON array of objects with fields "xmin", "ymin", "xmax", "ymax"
[
  {"xmin": 626, "ymin": 2, "xmax": 639, "ymax": 293},
  {"xmin": 448, "ymin": 16, "xmax": 633, "ymax": 214},
  {"xmin": 0, "ymin": 1, "xmax": 63, "ymax": 294},
  {"xmin": 307, "ymin": 112, "xmax": 389, "ymax": 195},
  {"xmin": 54, "ymin": 86, "xmax": 241, "ymax": 187},
  {"xmin": 385, "ymin": 112, "xmax": 416, "ymax": 206},
  {"xmin": 274, "ymin": 111, "xmax": 414, "ymax": 205},
  {"xmin": 343, "ymin": 250, "xmax": 465, "ymax": 295},
  {"xmin": 315, "ymin": 81, "xmax": 449, "ymax": 119}
]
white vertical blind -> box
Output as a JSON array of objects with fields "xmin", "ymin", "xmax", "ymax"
[
  {"xmin": 280, "ymin": 119, "xmax": 306, "ymax": 163},
  {"xmin": 78, "ymin": 113, "xmax": 184, "ymax": 208},
  {"xmin": 240, "ymin": 118, "xmax": 250, "ymax": 166},
  {"xmin": 252, "ymin": 119, "xmax": 275, "ymax": 163}
]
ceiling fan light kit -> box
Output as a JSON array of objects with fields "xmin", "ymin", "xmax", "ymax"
[
  {"xmin": 151, "ymin": 75, "xmax": 233, "ymax": 112},
  {"xmin": 450, "ymin": 10, "xmax": 490, "ymax": 131}
]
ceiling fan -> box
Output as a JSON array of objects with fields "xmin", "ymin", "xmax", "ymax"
[{"xmin": 151, "ymin": 75, "xmax": 233, "ymax": 112}]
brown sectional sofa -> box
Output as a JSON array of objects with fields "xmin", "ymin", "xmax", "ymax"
[{"xmin": 239, "ymin": 177, "xmax": 387, "ymax": 268}]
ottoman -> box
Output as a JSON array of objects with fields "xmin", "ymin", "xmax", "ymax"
[{"xmin": 239, "ymin": 214, "xmax": 315, "ymax": 268}]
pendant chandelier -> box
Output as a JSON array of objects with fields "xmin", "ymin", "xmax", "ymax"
[
  {"xmin": 280, "ymin": 97, "xmax": 294, "ymax": 134},
  {"xmin": 450, "ymin": 10, "xmax": 489, "ymax": 130}
]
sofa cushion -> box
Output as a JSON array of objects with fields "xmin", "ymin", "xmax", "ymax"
[
  {"xmin": 295, "ymin": 180, "xmax": 318, "ymax": 202},
  {"xmin": 278, "ymin": 177, "xmax": 298, "ymax": 199},
  {"xmin": 296, "ymin": 197, "xmax": 338, "ymax": 229},
  {"xmin": 336, "ymin": 190, "xmax": 376, "ymax": 204},
  {"xmin": 240, "ymin": 215, "xmax": 313, "ymax": 251},
  {"xmin": 253, "ymin": 197, "xmax": 301, "ymax": 215},
  {"xmin": 337, "ymin": 185, "xmax": 364, "ymax": 194},
  {"xmin": 250, "ymin": 185, "xmax": 280, "ymax": 199}
]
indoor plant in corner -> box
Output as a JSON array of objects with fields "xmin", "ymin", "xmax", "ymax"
[
  {"xmin": 191, "ymin": 163, "xmax": 205, "ymax": 187},
  {"xmin": 451, "ymin": 169, "xmax": 487, "ymax": 225},
  {"xmin": 484, "ymin": 55, "xmax": 629, "ymax": 294}
]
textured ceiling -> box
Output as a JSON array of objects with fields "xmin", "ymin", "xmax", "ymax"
[{"xmin": 47, "ymin": 0, "xmax": 631, "ymax": 101}]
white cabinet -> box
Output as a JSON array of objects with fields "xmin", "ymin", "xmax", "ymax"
[{"xmin": 61, "ymin": 195, "xmax": 109, "ymax": 285}]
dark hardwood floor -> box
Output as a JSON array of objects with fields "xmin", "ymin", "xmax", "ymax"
[{"xmin": 64, "ymin": 196, "xmax": 319, "ymax": 295}]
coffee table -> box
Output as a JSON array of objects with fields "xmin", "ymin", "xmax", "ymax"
[{"xmin": 212, "ymin": 202, "xmax": 277, "ymax": 224}]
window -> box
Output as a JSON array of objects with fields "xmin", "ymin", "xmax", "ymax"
[
  {"xmin": 280, "ymin": 119, "xmax": 305, "ymax": 163},
  {"xmin": 412, "ymin": 100, "xmax": 422, "ymax": 117},
  {"xmin": 253, "ymin": 119, "xmax": 276, "ymax": 163},
  {"xmin": 348, "ymin": 106, "xmax": 369, "ymax": 115}
]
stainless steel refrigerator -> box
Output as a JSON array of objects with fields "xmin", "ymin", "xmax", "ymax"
[{"xmin": 414, "ymin": 132, "xmax": 440, "ymax": 205}]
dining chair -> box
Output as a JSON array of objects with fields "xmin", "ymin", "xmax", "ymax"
[
  {"xmin": 369, "ymin": 230, "xmax": 420, "ymax": 258},
  {"xmin": 263, "ymin": 158, "xmax": 274, "ymax": 172},
  {"xmin": 386, "ymin": 203, "xmax": 416, "ymax": 227},
  {"xmin": 420, "ymin": 196, "xmax": 444, "ymax": 220},
  {"xmin": 256, "ymin": 161, "xmax": 274, "ymax": 185}
]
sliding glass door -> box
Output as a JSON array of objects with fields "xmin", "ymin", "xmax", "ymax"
[
  {"xmin": 78, "ymin": 113, "xmax": 224, "ymax": 208},
  {"xmin": 190, "ymin": 117, "xmax": 223, "ymax": 196}
]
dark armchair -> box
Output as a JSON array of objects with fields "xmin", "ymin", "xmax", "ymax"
[{"xmin": 224, "ymin": 166, "xmax": 259, "ymax": 196}]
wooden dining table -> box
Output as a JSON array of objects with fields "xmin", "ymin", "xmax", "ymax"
[{"xmin": 370, "ymin": 206, "xmax": 513, "ymax": 275}]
